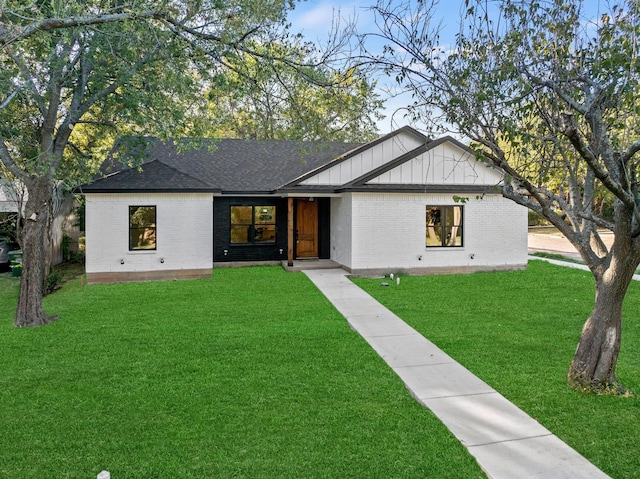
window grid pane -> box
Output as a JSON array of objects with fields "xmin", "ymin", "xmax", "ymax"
[
  {"xmin": 255, "ymin": 206, "xmax": 275, "ymax": 224},
  {"xmin": 129, "ymin": 206, "xmax": 156, "ymax": 250},
  {"xmin": 230, "ymin": 205, "xmax": 276, "ymax": 244},
  {"xmin": 426, "ymin": 205, "xmax": 463, "ymax": 247}
]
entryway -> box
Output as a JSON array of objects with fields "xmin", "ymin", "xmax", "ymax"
[
  {"xmin": 296, "ymin": 198, "xmax": 318, "ymax": 258},
  {"xmin": 282, "ymin": 258, "xmax": 341, "ymax": 272}
]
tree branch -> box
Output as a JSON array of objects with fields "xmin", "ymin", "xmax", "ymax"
[
  {"xmin": 0, "ymin": 137, "xmax": 27, "ymax": 181},
  {"xmin": 562, "ymin": 115, "xmax": 635, "ymax": 208},
  {"xmin": 6, "ymin": 50, "xmax": 47, "ymax": 116},
  {"xmin": 0, "ymin": 89, "xmax": 18, "ymax": 110},
  {"xmin": 621, "ymin": 139, "xmax": 640, "ymax": 164},
  {"xmin": 0, "ymin": 10, "xmax": 168, "ymax": 47}
]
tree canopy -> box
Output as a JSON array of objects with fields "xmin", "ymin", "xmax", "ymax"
[
  {"xmin": 363, "ymin": 0, "xmax": 640, "ymax": 394},
  {"xmin": 0, "ymin": 0, "xmax": 382, "ymax": 327},
  {"xmin": 205, "ymin": 43, "xmax": 382, "ymax": 141}
]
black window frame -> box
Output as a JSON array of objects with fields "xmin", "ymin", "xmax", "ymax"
[
  {"xmin": 426, "ymin": 205, "xmax": 464, "ymax": 247},
  {"xmin": 129, "ymin": 205, "xmax": 157, "ymax": 251},
  {"xmin": 230, "ymin": 205, "xmax": 277, "ymax": 245}
]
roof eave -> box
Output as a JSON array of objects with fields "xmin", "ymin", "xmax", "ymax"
[
  {"xmin": 79, "ymin": 187, "xmax": 221, "ymax": 194},
  {"xmin": 338, "ymin": 184, "xmax": 502, "ymax": 194}
]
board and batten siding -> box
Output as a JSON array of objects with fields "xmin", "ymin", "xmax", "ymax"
[
  {"xmin": 85, "ymin": 193, "xmax": 213, "ymax": 283},
  {"xmin": 367, "ymin": 142, "xmax": 503, "ymax": 186},
  {"xmin": 330, "ymin": 192, "xmax": 527, "ymax": 276},
  {"xmin": 301, "ymin": 130, "xmax": 424, "ymax": 186}
]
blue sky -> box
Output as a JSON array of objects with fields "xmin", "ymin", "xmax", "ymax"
[
  {"xmin": 287, "ymin": 0, "xmax": 606, "ymax": 134},
  {"xmin": 287, "ymin": 0, "xmax": 467, "ymax": 133},
  {"xmin": 289, "ymin": 0, "xmax": 465, "ymax": 46}
]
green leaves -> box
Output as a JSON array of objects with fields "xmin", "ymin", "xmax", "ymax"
[
  {"xmin": 203, "ymin": 42, "xmax": 382, "ymax": 141},
  {"xmin": 0, "ymin": 0, "xmax": 306, "ymax": 182}
]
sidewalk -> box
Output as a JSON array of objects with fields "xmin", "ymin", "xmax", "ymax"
[
  {"xmin": 527, "ymin": 231, "xmax": 615, "ymax": 261},
  {"xmin": 304, "ymin": 268, "xmax": 611, "ymax": 479}
]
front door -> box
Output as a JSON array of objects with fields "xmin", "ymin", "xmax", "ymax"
[{"xmin": 296, "ymin": 199, "xmax": 318, "ymax": 258}]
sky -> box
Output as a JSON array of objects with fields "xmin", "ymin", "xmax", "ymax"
[
  {"xmin": 287, "ymin": 0, "xmax": 468, "ymax": 134},
  {"xmin": 287, "ymin": 0, "xmax": 606, "ymax": 135}
]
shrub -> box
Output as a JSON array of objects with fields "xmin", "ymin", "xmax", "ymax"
[{"xmin": 44, "ymin": 270, "xmax": 63, "ymax": 295}]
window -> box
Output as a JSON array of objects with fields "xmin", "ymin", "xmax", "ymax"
[
  {"xmin": 129, "ymin": 206, "xmax": 156, "ymax": 250},
  {"xmin": 230, "ymin": 205, "xmax": 276, "ymax": 244},
  {"xmin": 426, "ymin": 206, "xmax": 463, "ymax": 247}
]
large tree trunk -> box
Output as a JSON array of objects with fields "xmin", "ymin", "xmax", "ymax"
[
  {"xmin": 14, "ymin": 177, "xmax": 58, "ymax": 328},
  {"xmin": 568, "ymin": 256, "xmax": 636, "ymax": 394}
]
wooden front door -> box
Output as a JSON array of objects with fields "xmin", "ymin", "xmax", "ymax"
[{"xmin": 296, "ymin": 199, "xmax": 319, "ymax": 258}]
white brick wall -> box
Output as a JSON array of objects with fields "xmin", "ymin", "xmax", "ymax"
[
  {"xmin": 330, "ymin": 195, "xmax": 353, "ymax": 269},
  {"xmin": 331, "ymin": 192, "xmax": 527, "ymax": 273},
  {"xmin": 86, "ymin": 191, "xmax": 527, "ymax": 278},
  {"xmin": 85, "ymin": 193, "xmax": 213, "ymax": 274}
]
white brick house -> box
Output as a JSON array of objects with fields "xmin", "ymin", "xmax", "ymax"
[{"xmin": 81, "ymin": 127, "xmax": 527, "ymax": 283}]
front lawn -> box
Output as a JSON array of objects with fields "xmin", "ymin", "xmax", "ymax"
[
  {"xmin": 0, "ymin": 267, "xmax": 484, "ymax": 478},
  {"xmin": 353, "ymin": 260, "xmax": 640, "ymax": 479}
]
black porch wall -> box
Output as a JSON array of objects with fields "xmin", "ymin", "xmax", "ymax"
[
  {"xmin": 213, "ymin": 196, "xmax": 331, "ymax": 263},
  {"xmin": 318, "ymin": 198, "xmax": 330, "ymax": 259},
  {"xmin": 213, "ymin": 197, "xmax": 289, "ymax": 263}
]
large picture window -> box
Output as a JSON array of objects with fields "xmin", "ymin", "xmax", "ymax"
[
  {"xmin": 426, "ymin": 205, "xmax": 463, "ymax": 247},
  {"xmin": 129, "ymin": 206, "xmax": 156, "ymax": 250},
  {"xmin": 230, "ymin": 205, "xmax": 276, "ymax": 244}
]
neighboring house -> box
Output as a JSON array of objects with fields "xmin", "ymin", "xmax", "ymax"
[
  {"xmin": 0, "ymin": 179, "xmax": 79, "ymax": 266},
  {"xmin": 80, "ymin": 126, "xmax": 528, "ymax": 284},
  {"xmin": 0, "ymin": 180, "xmax": 26, "ymax": 214}
]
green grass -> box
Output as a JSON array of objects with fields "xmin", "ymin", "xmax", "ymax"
[
  {"xmin": 530, "ymin": 251, "xmax": 584, "ymax": 264},
  {"xmin": 353, "ymin": 260, "xmax": 640, "ymax": 479},
  {"xmin": 528, "ymin": 225, "xmax": 565, "ymax": 236},
  {"xmin": 0, "ymin": 267, "xmax": 484, "ymax": 478}
]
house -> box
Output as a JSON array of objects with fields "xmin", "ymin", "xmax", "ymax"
[
  {"xmin": 0, "ymin": 180, "xmax": 25, "ymax": 214},
  {"xmin": 0, "ymin": 179, "xmax": 80, "ymax": 266},
  {"xmin": 80, "ymin": 127, "xmax": 528, "ymax": 284}
]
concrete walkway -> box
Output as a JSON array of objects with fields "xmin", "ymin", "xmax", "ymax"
[{"xmin": 304, "ymin": 268, "xmax": 611, "ymax": 479}]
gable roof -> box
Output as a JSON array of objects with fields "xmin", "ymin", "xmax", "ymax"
[
  {"xmin": 80, "ymin": 127, "xmax": 503, "ymax": 196},
  {"xmin": 349, "ymin": 135, "xmax": 502, "ymax": 190},
  {"xmin": 80, "ymin": 137, "xmax": 363, "ymax": 194},
  {"xmin": 280, "ymin": 131, "xmax": 503, "ymax": 194},
  {"xmin": 280, "ymin": 126, "xmax": 428, "ymax": 189},
  {"xmin": 84, "ymin": 159, "xmax": 217, "ymax": 193}
]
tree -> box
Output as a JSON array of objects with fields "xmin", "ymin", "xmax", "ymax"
[
  {"xmin": 363, "ymin": 0, "xmax": 640, "ymax": 394},
  {"xmin": 0, "ymin": 0, "xmax": 324, "ymax": 327},
  {"xmin": 205, "ymin": 43, "xmax": 383, "ymax": 141},
  {"xmin": 0, "ymin": 169, "xmax": 22, "ymax": 244}
]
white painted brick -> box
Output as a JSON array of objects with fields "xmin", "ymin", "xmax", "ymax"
[
  {"xmin": 86, "ymin": 193, "xmax": 213, "ymax": 273},
  {"xmin": 331, "ymin": 192, "xmax": 527, "ymax": 271},
  {"xmin": 330, "ymin": 195, "xmax": 352, "ymax": 268}
]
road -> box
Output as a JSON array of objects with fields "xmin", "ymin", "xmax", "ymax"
[{"xmin": 528, "ymin": 231, "xmax": 614, "ymax": 261}]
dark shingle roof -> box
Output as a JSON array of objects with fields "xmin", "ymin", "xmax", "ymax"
[
  {"xmin": 81, "ymin": 137, "xmax": 363, "ymax": 194},
  {"xmin": 84, "ymin": 160, "xmax": 217, "ymax": 193}
]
